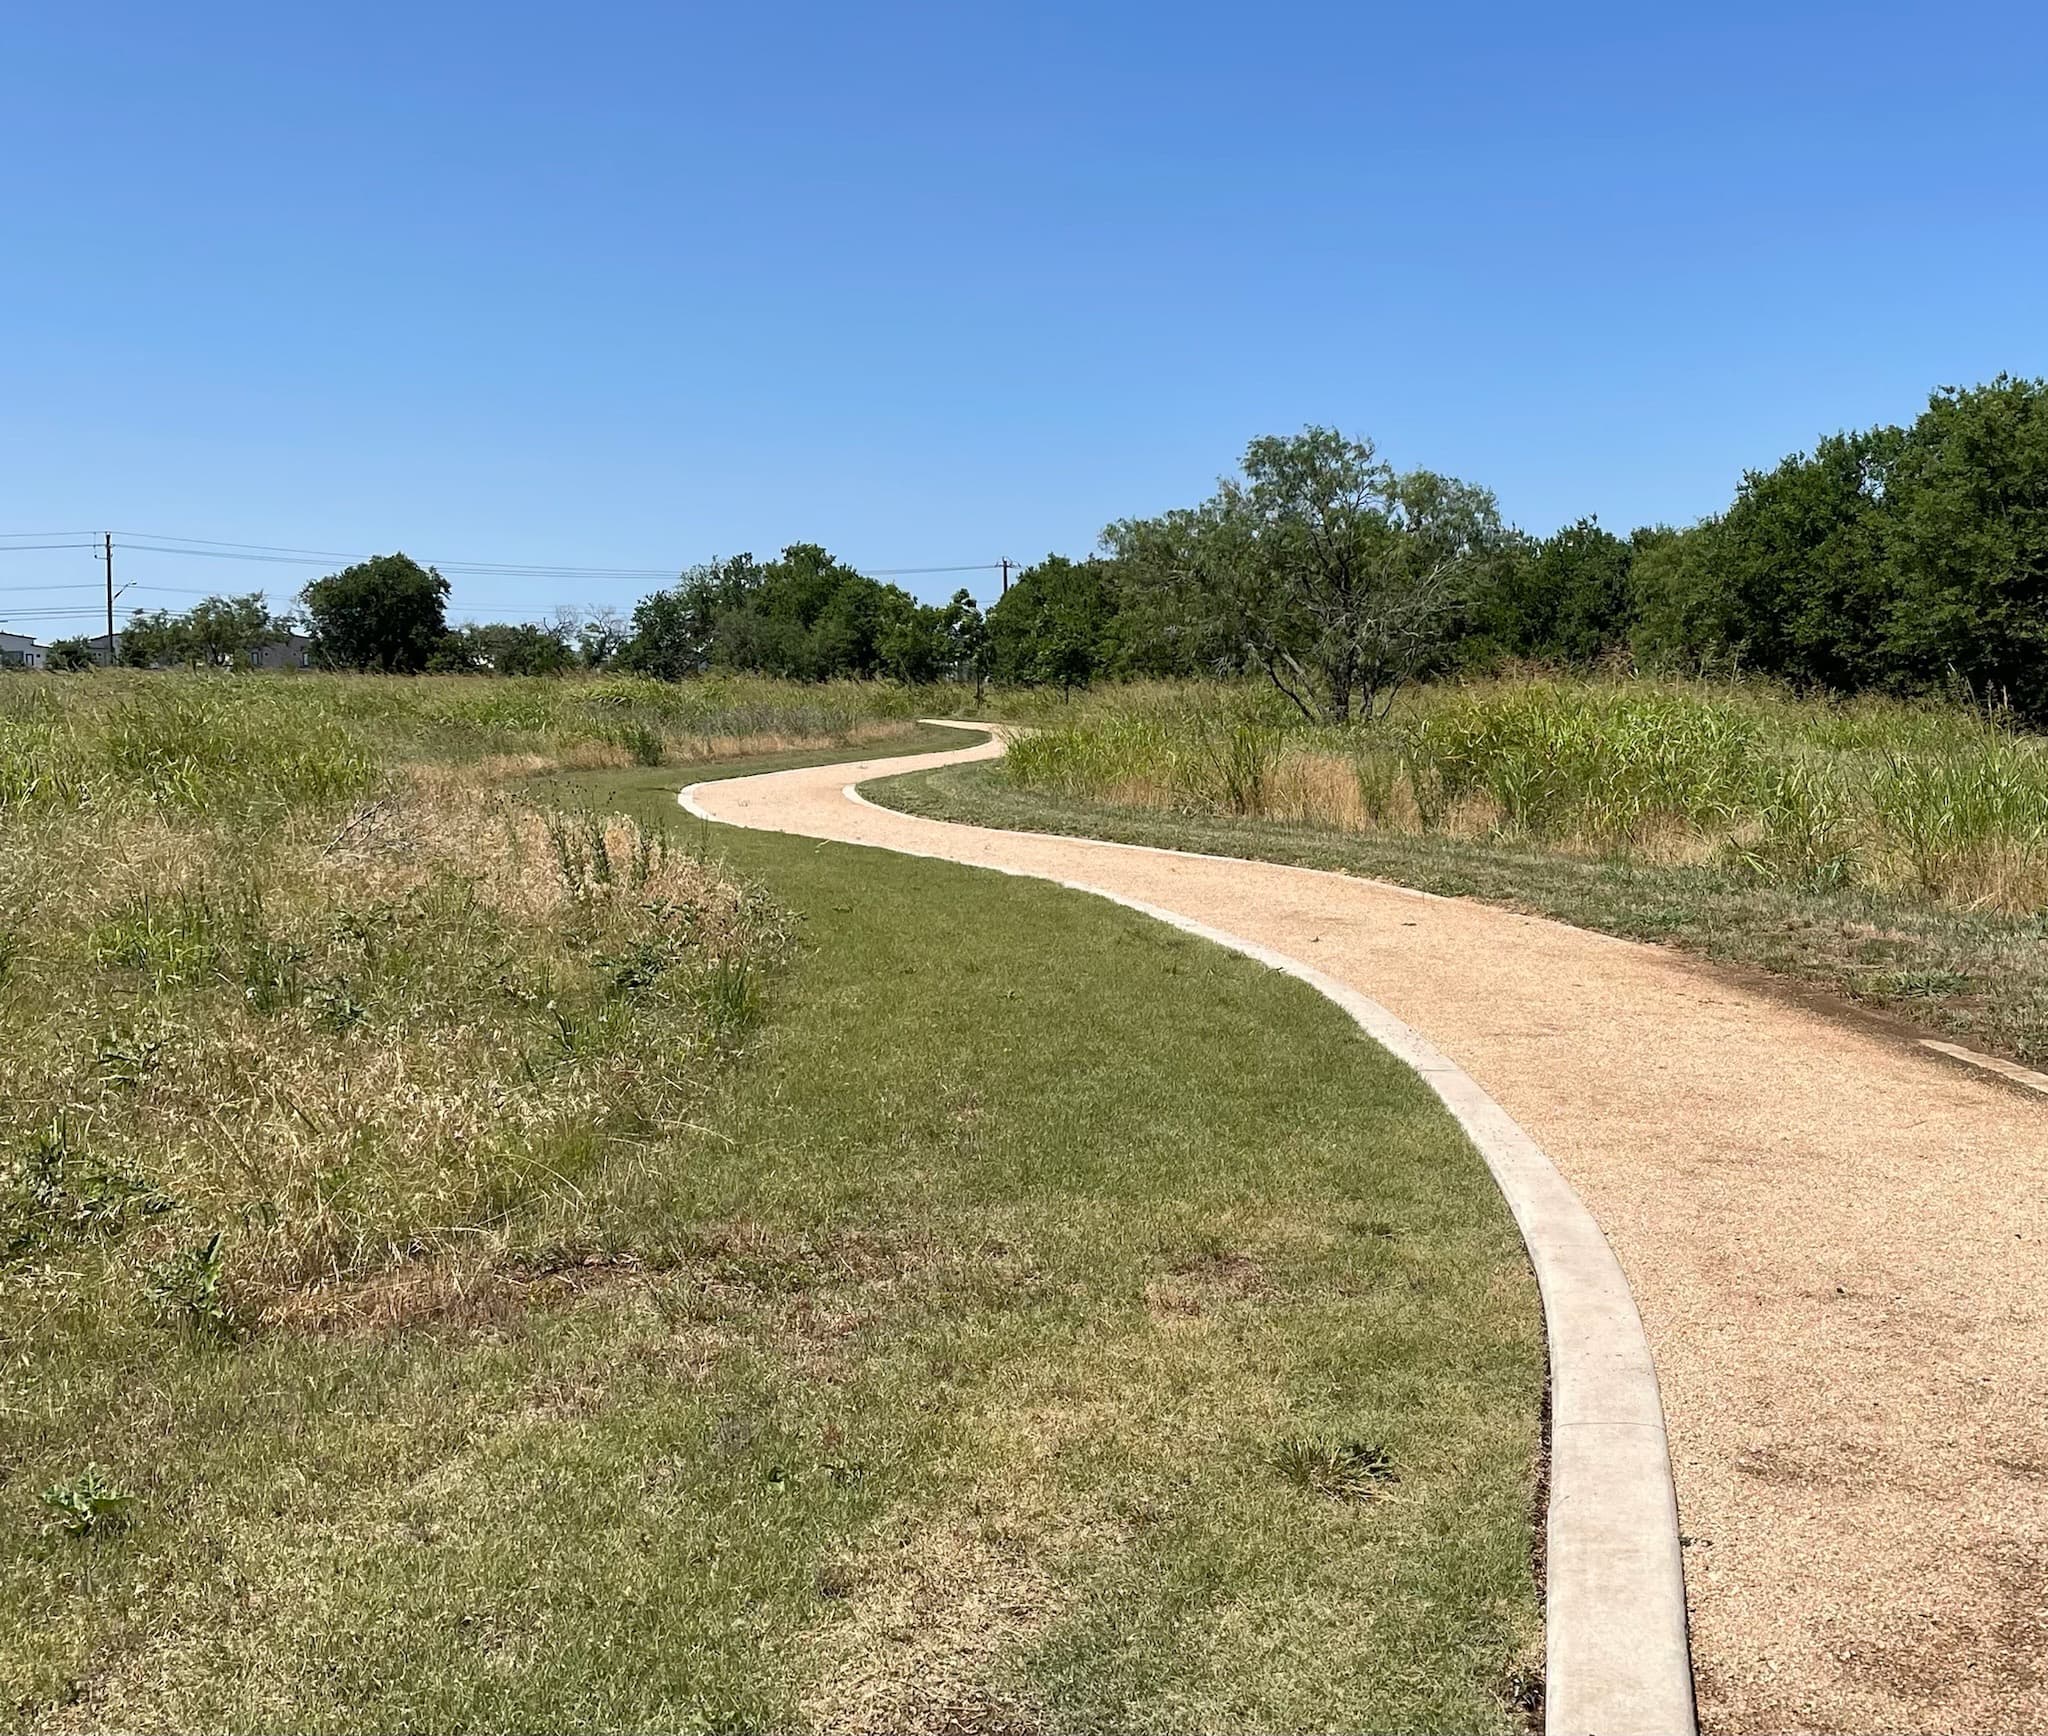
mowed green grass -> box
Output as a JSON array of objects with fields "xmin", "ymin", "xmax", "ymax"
[{"xmin": 8, "ymin": 745, "xmax": 1543, "ymax": 1733}]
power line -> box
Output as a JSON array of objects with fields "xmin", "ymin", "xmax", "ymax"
[
  {"xmin": 1, "ymin": 582, "xmax": 616, "ymax": 616},
  {"xmin": 114, "ymin": 542, "xmax": 681, "ymax": 580},
  {"xmin": 113, "ymin": 532, "xmax": 674, "ymax": 578},
  {"xmin": 106, "ymin": 532, "xmax": 1005, "ymax": 580},
  {"xmin": 109, "ymin": 530, "xmax": 357, "ymax": 559},
  {"xmin": 867, "ymin": 563, "xmax": 1005, "ymax": 576},
  {"xmin": 0, "ymin": 532, "xmax": 1016, "ymax": 639}
]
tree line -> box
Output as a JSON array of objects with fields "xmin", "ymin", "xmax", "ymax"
[
  {"xmin": 979, "ymin": 375, "xmax": 2048, "ymax": 721},
  {"xmin": 52, "ymin": 374, "xmax": 2048, "ymax": 720}
]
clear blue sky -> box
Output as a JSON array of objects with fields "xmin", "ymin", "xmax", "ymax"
[{"xmin": 3, "ymin": 2, "xmax": 2044, "ymax": 631}]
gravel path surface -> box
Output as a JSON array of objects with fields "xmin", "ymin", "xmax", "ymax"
[{"xmin": 688, "ymin": 729, "xmax": 2048, "ymax": 1734}]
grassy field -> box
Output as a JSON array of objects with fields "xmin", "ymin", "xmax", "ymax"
[
  {"xmin": 2, "ymin": 673, "xmax": 1544, "ymax": 1733},
  {"xmin": 880, "ymin": 677, "xmax": 2048, "ymax": 1063}
]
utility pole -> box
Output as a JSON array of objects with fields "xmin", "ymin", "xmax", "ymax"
[
  {"xmin": 103, "ymin": 533, "xmax": 114, "ymax": 662},
  {"xmin": 1000, "ymin": 557, "xmax": 1011, "ymax": 597}
]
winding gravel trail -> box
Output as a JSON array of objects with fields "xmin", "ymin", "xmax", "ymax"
[{"xmin": 687, "ymin": 727, "xmax": 2048, "ymax": 1735}]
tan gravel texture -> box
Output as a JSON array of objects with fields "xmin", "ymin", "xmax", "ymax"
[{"xmin": 689, "ymin": 731, "xmax": 2048, "ymax": 1735}]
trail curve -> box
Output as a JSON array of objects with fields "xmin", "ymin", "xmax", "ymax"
[{"xmin": 683, "ymin": 724, "xmax": 1696, "ymax": 1736}]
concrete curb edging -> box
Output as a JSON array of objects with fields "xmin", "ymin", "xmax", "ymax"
[{"xmin": 679, "ymin": 733, "xmax": 1697, "ymax": 1736}]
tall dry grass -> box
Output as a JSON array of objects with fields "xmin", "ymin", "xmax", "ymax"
[
  {"xmin": 0, "ymin": 669, "xmax": 950, "ymax": 814},
  {"xmin": 1005, "ymin": 677, "xmax": 2048, "ymax": 911},
  {"xmin": 0, "ymin": 672, "xmax": 820, "ymax": 1335}
]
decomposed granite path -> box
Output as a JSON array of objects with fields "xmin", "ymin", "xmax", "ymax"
[{"xmin": 685, "ymin": 725, "xmax": 2048, "ymax": 1736}]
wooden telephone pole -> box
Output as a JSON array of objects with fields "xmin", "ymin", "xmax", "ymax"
[
  {"xmin": 103, "ymin": 533, "xmax": 114, "ymax": 661},
  {"xmin": 1000, "ymin": 557, "xmax": 1012, "ymax": 596}
]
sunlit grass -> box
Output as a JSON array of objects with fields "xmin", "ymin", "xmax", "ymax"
[
  {"xmin": 999, "ymin": 675, "xmax": 2048, "ymax": 911},
  {"xmin": 2, "ymin": 685, "xmax": 1543, "ymax": 1732},
  {"xmin": 0, "ymin": 669, "xmax": 961, "ymax": 818}
]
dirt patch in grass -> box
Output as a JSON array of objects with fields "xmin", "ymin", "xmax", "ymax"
[
  {"xmin": 266, "ymin": 1250, "xmax": 650, "ymax": 1335},
  {"xmin": 802, "ymin": 1514, "xmax": 1061, "ymax": 1735},
  {"xmin": 1146, "ymin": 1248, "xmax": 1267, "ymax": 1318}
]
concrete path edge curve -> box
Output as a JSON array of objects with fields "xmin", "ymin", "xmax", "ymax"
[{"xmin": 678, "ymin": 725, "xmax": 1697, "ymax": 1736}]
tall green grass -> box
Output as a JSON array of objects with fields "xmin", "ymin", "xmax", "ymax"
[
  {"xmin": 0, "ymin": 670, "xmax": 955, "ymax": 818},
  {"xmin": 0, "ymin": 669, "xmax": 951, "ymax": 1318},
  {"xmin": 1004, "ymin": 677, "xmax": 2048, "ymax": 910}
]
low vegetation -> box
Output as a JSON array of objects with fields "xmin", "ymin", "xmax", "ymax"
[
  {"xmin": 0, "ymin": 669, "xmax": 951, "ymax": 802},
  {"xmin": 871, "ymin": 676, "xmax": 2048, "ymax": 1062},
  {"xmin": 2, "ymin": 674, "xmax": 1544, "ymax": 1731},
  {"xmin": 1003, "ymin": 678, "xmax": 2048, "ymax": 910}
]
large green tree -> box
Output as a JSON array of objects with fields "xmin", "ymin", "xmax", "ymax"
[
  {"xmin": 1879, "ymin": 376, "xmax": 2048, "ymax": 712},
  {"xmin": 621, "ymin": 546, "xmax": 937, "ymax": 682},
  {"xmin": 1109, "ymin": 428, "xmax": 1505, "ymax": 722},
  {"xmin": 986, "ymin": 557, "xmax": 1116, "ymax": 694},
  {"xmin": 301, "ymin": 555, "xmax": 450, "ymax": 673}
]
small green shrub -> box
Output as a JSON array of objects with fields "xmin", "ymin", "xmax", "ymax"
[
  {"xmin": 1274, "ymin": 1439, "xmax": 1398, "ymax": 1501},
  {"xmin": 700, "ymin": 956, "xmax": 761, "ymax": 1046},
  {"xmin": 40, "ymin": 1465, "xmax": 133, "ymax": 1537},
  {"xmin": 143, "ymin": 1231, "xmax": 243, "ymax": 1341},
  {"xmin": 94, "ymin": 1029, "xmax": 167, "ymax": 1090},
  {"xmin": 3, "ymin": 1124, "xmax": 170, "ymax": 1260}
]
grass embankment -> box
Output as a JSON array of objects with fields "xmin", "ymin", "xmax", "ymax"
[
  {"xmin": 3, "ymin": 674, "xmax": 1544, "ymax": 1733},
  {"xmin": 875, "ymin": 678, "xmax": 2048, "ymax": 1064}
]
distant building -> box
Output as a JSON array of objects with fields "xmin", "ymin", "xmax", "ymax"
[
  {"xmin": 252, "ymin": 631, "xmax": 314, "ymax": 670},
  {"xmin": 0, "ymin": 627, "xmax": 314, "ymax": 671}
]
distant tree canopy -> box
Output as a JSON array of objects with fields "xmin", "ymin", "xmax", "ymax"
[
  {"xmin": 1619, "ymin": 376, "xmax": 2048, "ymax": 711},
  {"xmin": 301, "ymin": 554, "xmax": 450, "ymax": 673},
  {"xmin": 961, "ymin": 382, "xmax": 2048, "ymax": 720},
  {"xmin": 938, "ymin": 589, "xmax": 990, "ymax": 698},
  {"xmin": 430, "ymin": 620, "xmax": 581, "ymax": 676},
  {"xmin": 101, "ymin": 375, "xmax": 2047, "ymax": 721},
  {"xmin": 1471, "ymin": 518, "xmax": 1635, "ymax": 667},
  {"xmin": 619, "ymin": 544, "xmax": 974, "ymax": 685},
  {"xmin": 122, "ymin": 593, "xmax": 289, "ymax": 669}
]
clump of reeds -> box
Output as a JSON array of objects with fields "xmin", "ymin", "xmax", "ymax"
[{"xmin": 1002, "ymin": 675, "xmax": 2048, "ymax": 913}]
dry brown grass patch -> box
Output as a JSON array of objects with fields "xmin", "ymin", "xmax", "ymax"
[
  {"xmin": 264, "ymin": 1249, "xmax": 648, "ymax": 1335},
  {"xmin": 801, "ymin": 1515, "xmax": 1059, "ymax": 1736}
]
